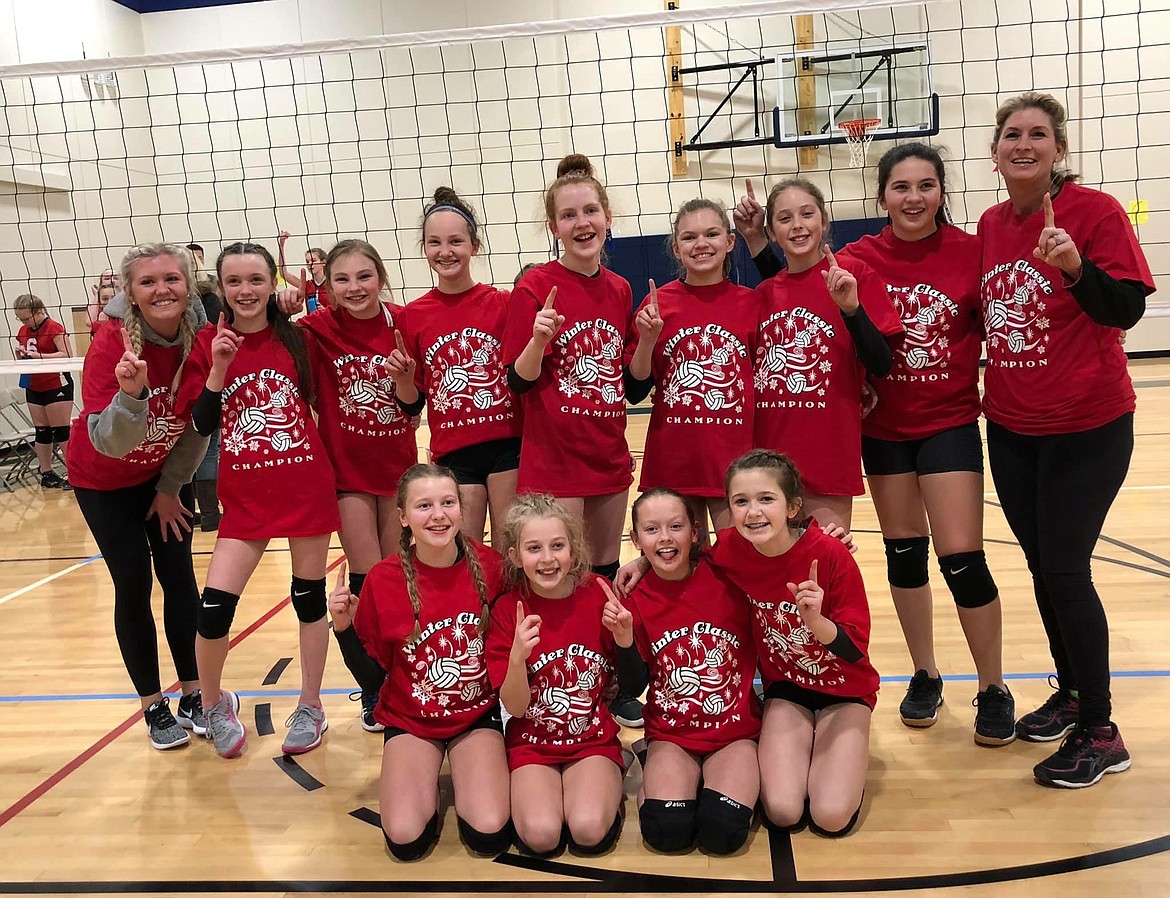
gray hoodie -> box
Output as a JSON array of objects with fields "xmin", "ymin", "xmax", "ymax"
[{"xmin": 86, "ymin": 291, "xmax": 210, "ymax": 496}]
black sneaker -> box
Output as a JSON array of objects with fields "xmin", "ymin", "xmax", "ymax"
[
  {"xmin": 41, "ymin": 471, "xmax": 72, "ymax": 491},
  {"xmin": 144, "ymin": 697, "xmax": 191, "ymax": 750},
  {"xmin": 972, "ymin": 684, "xmax": 1016, "ymax": 746},
  {"xmin": 1015, "ymin": 677, "xmax": 1079, "ymax": 742},
  {"xmin": 1033, "ymin": 722, "xmax": 1131, "ymax": 789},
  {"xmin": 351, "ymin": 690, "xmax": 384, "ymax": 733},
  {"xmin": 176, "ymin": 689, "xmax": 208, "ymax": 736},
  {"xmin": 899, "ymin": 670, "xmax": 943, "ymax": 727},
  {"xmin": 610, "ymin": 691, "xmax": 644, "ymax": 728}
]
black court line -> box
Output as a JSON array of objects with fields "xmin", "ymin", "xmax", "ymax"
[
  {"xmin": 262, "ymin": 657, "xmax": 293, "ymax": 686},
  {"xmin": 4, "ymin": 831, "xmax": 1169, "ymax": 892},
  {"xmin": 1096, "ymin": 533, "xmax": 1170, "ymax": 569},
  {"xmin": 254, "ymin": 703, "xmax": 275, "ymax": 736},
  {"xmin": 273, "ymin": 756, "xmax": 324, "ymax": 792},
  {"xmin": 767, "ymin": 826, "xmax": 797, "ymax": 885},
  {"xmin": 349, "ymin": 806, "xmax": 382, "ymax": 829}
]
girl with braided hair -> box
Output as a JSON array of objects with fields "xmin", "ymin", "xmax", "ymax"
[
  {"xmin": 331, "ymin": 463, "xmax": 510, "ymax": 861},
  {"xmin": 69, "ymin": 242, "xmax": 213, "ymax": 750}
]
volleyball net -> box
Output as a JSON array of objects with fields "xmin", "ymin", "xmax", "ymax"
[{"xmin": 0, "ymin": 0, "xmax": 1165, "ymax": 355}]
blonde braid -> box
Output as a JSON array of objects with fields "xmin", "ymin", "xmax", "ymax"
[
  {"xmin": 399, "ymin": 524, "xmax": 422, "ymax": 642},
  {"xmin": 170, "ymin": 312, "xmax": 196, "ymax": 395},
  {"xmin": 457, "ymin": 534, "xmax": 491, "ymax": 635},
  {"xmin": 125, "ymin": 308, "xmax": 145, "ymax": 356}
]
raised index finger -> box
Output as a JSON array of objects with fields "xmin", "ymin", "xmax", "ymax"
[
  {"xmin": 516, "ymin": 599, "xmax": 525, "ymax": 626},
  {"xmin": 216, "ymin": 312, "xmax": 227, "ymax": 335},
  {"xmin": 809, "ymin": 558, "xmax": 818, "ymax": 585},
  {"xmin": 823, "ymin": 245, "xmax": 837, "ymax": 268},
  {"xmin": 597, "ymin": 577, "xmax": 621, "ymax": 608},
  {"xmin": 395, "ymin": 329, "xmax": 408, "ymax": 355},
  {"xmin": 647, "ymin": 279, "xmax": 658, "ymax": 311},
  {"xmin": 1043, "ymin": 193, "xmax": 1055, "ymax": 230},
  {"xmin": 542, "ymin": 286, "xmax": 558, "ymax": 311},
  {"xmin": 335, "ymin": 560, "xmax": 348, "ymax": 590},
  {"xmin": 121, "ymin": 327, "xmax": 134, "ymax": 353},
  {"xmin": 745, "ymin": 177, "xmax": 756, "ymax": 200}
]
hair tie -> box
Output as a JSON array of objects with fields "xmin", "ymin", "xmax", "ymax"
[{"xmin": 425, "ymin": 204, "xmax": 478, "ymax": 238}]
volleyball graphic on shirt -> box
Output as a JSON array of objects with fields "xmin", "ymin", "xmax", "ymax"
[
  {"xmin": 753, "ymin": 309, "xmax": 834, "ymax": 398},
  {"xmin": 525, "ymin": 651, "xmax": 610, "ymax": 738},
  {"xmin": 125, "ymin": 388, "xmax": 185, "ymax": 465},
  {"xmin": 335, "ymin": 354, "xmax": 407, "ymax": 429},
  {"xmin": 652, "ymin": 624, "xmax": 740, "ymax": 724},
  {"xmin": 889, "ymin": 283, "xmax": 959, "ymax": 375},
  {"xmin": 753, "ymin": 597, "xmax": 835, "ymax": 682},
  {"xmin": 554, "ymin": 318, "xmax": 625, "ymax": 408},
  {"xmin": 660, "ymin": 324, "xmax": 748, "ymax": 416},
  {"xmin": 221, "ymin": 372, "xmax": 310, "ymax": 458},
  {"xmin": 427, "ymin": 327, "xmax": 510, "ymax": 415},
  {"xmin": 405, "ymin": 615, "xmax": 491, "ymax": 718},
  {"xmin": 981, "ymin": 263, "xmax": 1053, "ymax": 361}
]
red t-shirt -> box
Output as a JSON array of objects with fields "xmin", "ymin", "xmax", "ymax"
[
  {"xmin": 629, "ymin": 279, "xmax": 760, "ymax": 497},
  {"xmin": 354, "ymin": 542, "xmax": 505, "ymax": 740},
  {"xmin": 978, "ymin": 181, "xmax": 1154, "ymax": 435},
  {"xmin": 626, "ymin": 559, "xmax": 762, "ymax": 753},
  {"xmin": 399, "ymin": 283, "xmax": 520, "ymax": 459},
  {"xmin": 486, "ymin": 575, "xmax": 624, "ymax": 771},
  {"xmin": 18, "ymin": 319, "xmax": 67, "ymax": 391},
  {"xmin": 503, "ymin": 262, "xmax": 635, "ymax": 497},
  {"xmin": 192, "ymin": 326, "xmax": 340, "ymax": 540},
  {"xmin": 752, "ymin": 256, "xmax": 902, "ymax": 495},
  {"xmin": 839, "ymin": 225, "xmax": 984, "ymax": 441},
  {"xmin": 708, "ymin": 525, "xmax": 879, "ymax": 707},
  {"xmin": 67, "ymin": 323, "xmax": 209, "ymax": 490},
  {"xmin": 299, "ymin": 304, "xmax": 417, "ymax": 496}
]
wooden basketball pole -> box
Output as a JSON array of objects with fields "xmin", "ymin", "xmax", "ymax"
[
  {"xmin": 666, "ymin": 0, "xmax": 688, "ymax": 177},
  {"xmin": 795, "ymin": 14, "xmax": 818, "ymax": 169}
]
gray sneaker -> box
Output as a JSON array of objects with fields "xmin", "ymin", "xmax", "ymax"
[
  {"xmin": 144, "ymin": 697, "xmax": 191, "ymax": 750},
  {"xmin": 205, "ymin": 690, "xmax": 246, "ymax": 758},
  {"xmin": 282, "ymin": 703, "xmax": 328, "ymax": 755},
  {"xmin": 176, "ymin": 689, "xmax": 207, "ymax": 736}
]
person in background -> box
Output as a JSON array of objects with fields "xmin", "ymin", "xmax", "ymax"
[{"xmin": 13, "ymin": 293, "xmax": 74, "ymax": 489}]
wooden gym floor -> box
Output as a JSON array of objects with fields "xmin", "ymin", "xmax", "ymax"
[{"xmin": 1, "ymin": 362, "xmax": 1169, "ymax": 898}]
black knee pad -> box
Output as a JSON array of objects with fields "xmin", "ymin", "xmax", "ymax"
[
  {"xmin": 51, "ymin": 425, "xmax": 70, "ymax": 443},
  {"xmin": 457, "ymin": 816, "xmax": 512, "ymax": 856},
  {"xmin": 639, "ymin": 799, "xmax": 696, "ymax": 853},
  {"xmin": 763, "ymin": 797, "xmax": 809, "ymax": 834},
  {"xmin": 939, "ymin": 551, "xmax": 998, "ymax": 609},
  {"xmin": 883, "ymin": 536, "xmax": 930, "ymax": 589},
  {"xmin": 34, "ymin": 426, "xmax": 53, "ymax": 445},
  {"xmin": 570, "ymin": 813, "xmax": 622, "ymax": 856},
  {"xmin": 591, "ymin": 561, "xmax": 619, "ymax": 582},
  {"xmin": 809, "ymin": 800, "xmax": 862, "ymax": 839},
  {"xmin": 348, "ymin": 571, "xmax": 367, "ymax": 597},
  {"xmin": 384, "ymin": 812, "xmax": 439, "ymax": 861},
  {"xmin": 290, "ymin": 576, "xmax": 327, "ymax": 623},
  {"xmin": 696, "ymin": 789, "xmax": 753, "ymax": 855},
  {"xmin": 197, "ymin": 588, "xmax": 240, "ymax": 639}
]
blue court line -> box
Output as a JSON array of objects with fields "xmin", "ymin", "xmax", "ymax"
[{"xmin": 3, "ymin": 670, "xmax": 1170, "ymax": 704}]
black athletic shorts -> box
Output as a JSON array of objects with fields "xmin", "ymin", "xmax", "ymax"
[
  {"xmin": 861, "ymin": 421, "xmax": 983, "ymax": 477},
  {"xmin": 436, "ymin": 437, "xmax": 521, "ymax": 487},
  {"xmin": 763, "ymin": 680, "xmax": 869, "ymax": 713},
  {"xmin": 25, "ymin": 379, "xmax": 75, "ymax": 407},
  {"xmin": 382, "ymin": 703, "xmax": 503, "ymax": 744}
]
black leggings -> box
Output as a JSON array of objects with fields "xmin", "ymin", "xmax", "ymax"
[
  {"xmin": 75, "ymin": 478, "xmax": 200, "ymax": 697},
  {"xmin": 986, "ymin": 413, "xmax": 1133, "ymax": 726}
]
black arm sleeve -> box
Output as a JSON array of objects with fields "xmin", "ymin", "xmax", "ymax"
[
  {"xmin": 616, "ymin": 643, "xmax": 650, "ymax": 698},
  {"xmin": 623, "ymin": 369, "xmax": 654, "ymax": 405},
  {"xmin": 332, "ymin": 624, "xmax": 388, "ymax": 696},
  {"xmin": 506, "ymin": 362, "xmax": 538, "ymax": 395},
  {"xmin": 842, "ymin": 305, "xmax": 895, "ymax": 378},
  {"xmin": 395, "ymin": 394, "xmax": 426, "ymax": 417},
  {"xmin": 191, "ymin": 387, "xmax": 223, "ymax": 436},
  {"xmin": 1068, "ymin": 257, "xmax": 1147, "ymax": 330},
  {"xmin": 824, "ymin": 625, "xmax": 864, "ymax": 664},
  {"xmin": 751, "ymin": 244, "xmax": 785, "ymax": 281}
]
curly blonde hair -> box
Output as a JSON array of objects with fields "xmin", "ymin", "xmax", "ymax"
[{"xmin": 500, "ymin": 493, "xmax": 592, "ymax": 590}]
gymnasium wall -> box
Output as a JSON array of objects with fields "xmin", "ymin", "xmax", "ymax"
[{"xmin": 0, "ymin": 1, "xmax": 1168, "ymax": 352}]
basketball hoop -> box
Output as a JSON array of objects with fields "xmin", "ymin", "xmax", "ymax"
[{"xmin": 840, "ymin": 118, "xmax": 881, "ymax": 168}]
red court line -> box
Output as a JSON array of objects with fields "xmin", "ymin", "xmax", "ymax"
[{"xmin": 0, "ymin": 556, "xmax": 346, "ymax": 830}]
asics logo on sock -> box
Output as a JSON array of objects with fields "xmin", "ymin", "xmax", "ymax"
[{"xmin": 949, "ymin": 566, "xmax": 968, "ymax": 575}]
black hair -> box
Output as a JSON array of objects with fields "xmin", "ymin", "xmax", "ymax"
[{"xmin": 875, "ymin": 143, "xmax": 951, "ymax": 226}]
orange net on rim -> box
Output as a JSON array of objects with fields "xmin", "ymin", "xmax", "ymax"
[{"xmin": 840, "ymin": 118, "xmax": 882, "ymax": 168}]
